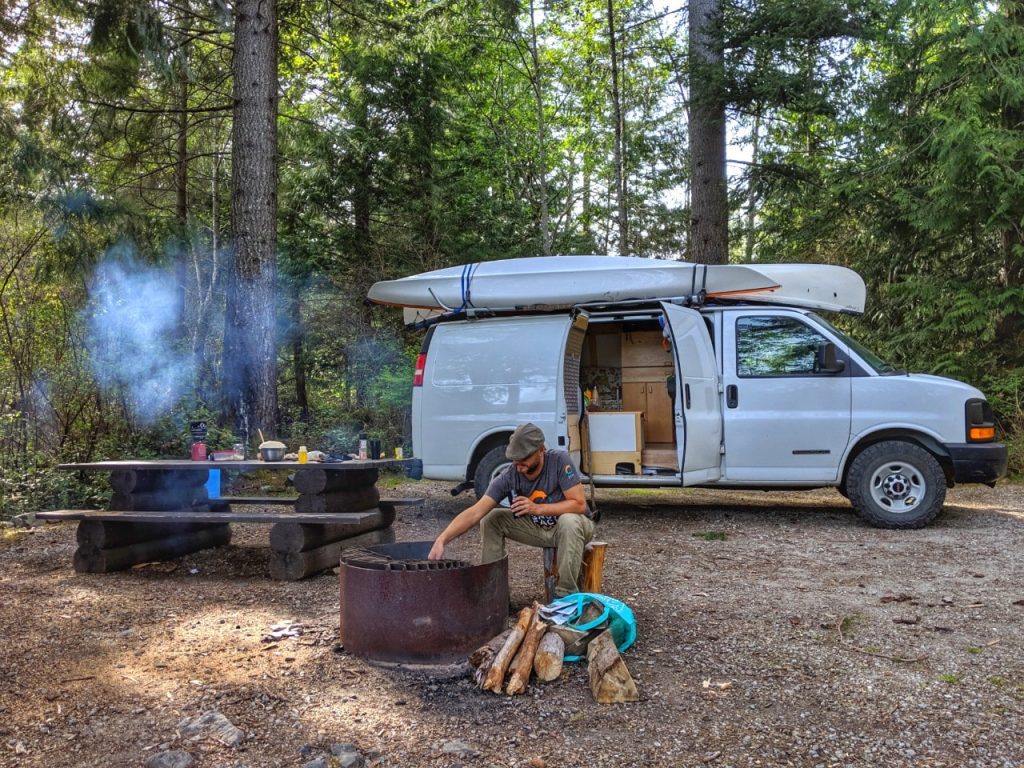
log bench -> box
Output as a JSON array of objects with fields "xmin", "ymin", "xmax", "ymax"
[
  {"xmin": 37, "ymin": 499, "xmax": 423, "ymax": 580},
  {"xmin": 51, "ymin": 459, "xmax": 421, "ymax": 581}
]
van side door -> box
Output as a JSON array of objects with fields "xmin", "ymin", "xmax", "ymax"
[
  {"xmin": 660, "ymin": 303, "xmax": 723, "ymax": 483},
  {"xmin": 721, "ymin": 309, "xmax": 851, "ymax": 482}
]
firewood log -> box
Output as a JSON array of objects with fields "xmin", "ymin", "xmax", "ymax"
[
  {"xmin": 482, "ymin": 606, "xmax": 533, "ymax": 692},
  {"xmin": 586, "ymin": 628, "xmax": 639, "ymax": 703},
  {"xmin": 533, "ymin": 630, "xmax": 565, "ymax": 682},
  {"xmin": 506, "ymin": 605, "xmax": 547, "ymax": 695},
  {"xmin": 469, "ymin": 629, "xmax": 511, "ymax": 688}
]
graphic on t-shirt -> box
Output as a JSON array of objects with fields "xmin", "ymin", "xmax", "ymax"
[{"xmin": 527, "ymin": 489, "xmax": 557, "ymax": 527}]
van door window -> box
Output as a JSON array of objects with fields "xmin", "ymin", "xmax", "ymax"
[{"xmin": 736, "ymin": 316, "xmax": 829, "ymax": 377}]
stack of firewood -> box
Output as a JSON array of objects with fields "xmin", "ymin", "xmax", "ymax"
[{"xmin": 468, "ymin": 601, "xmax": 639, "ymax": 703}]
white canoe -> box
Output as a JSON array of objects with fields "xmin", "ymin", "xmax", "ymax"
[
  {"xmin": 368, "ymin": 255, "xmax": 779, "ymax": 311},
  {"xmin": 724, "ymin": 263, "xmax": 866, "ymax": 314}
]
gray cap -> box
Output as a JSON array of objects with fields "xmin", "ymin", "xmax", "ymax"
[{"xmin": 506, "ymin": 423, "xmax": 546, "ymax": 460}]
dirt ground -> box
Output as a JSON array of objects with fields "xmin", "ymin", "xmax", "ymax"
[{"xmin": 2, "ymin": 478, "xmax": 1023, "ymax": 768}]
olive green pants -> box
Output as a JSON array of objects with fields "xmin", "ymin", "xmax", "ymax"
[{"xmin": 480, "ymin": 509, "xmax": 595, "ymax": 597}]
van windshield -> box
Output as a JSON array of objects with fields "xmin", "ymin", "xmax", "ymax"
[{"xmin": 809, "ymin": 313, "xmax": 904, "ymax": 375}]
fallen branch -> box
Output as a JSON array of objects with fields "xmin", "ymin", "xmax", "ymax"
[{"xmin": 836, "ymin": 614, "xmax": 928, "ymax": 663}]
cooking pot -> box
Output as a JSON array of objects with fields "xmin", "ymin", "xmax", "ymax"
[{"xmin": 258, "ymin": 440, "xmax": 286, "ymax": 462}]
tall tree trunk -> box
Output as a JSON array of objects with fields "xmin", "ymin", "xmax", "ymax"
[
  {"xmin": 290, "ymin": 281, "xmax": 309, "ymax": 425},
  {"xmin": 528, "ymin": 0, "xmax": 551, "ymax": 255},
  {"xmin": 744, "ymin": 109, "xmax": 761, "ymax": 262},
  {"xmin": 607, "ymin": 0, "xmax": 628, "ymax": 255},
  {"xmin": 222, "ymin": 0, "xmax": 279, "ymax": 441},
  {"xmin": 173, "ymin": 32, "xmax": 190, "ymax": 345},
  {"xmin": 688, "ymin": 0, "xmax": 728, "ymax": 265}
]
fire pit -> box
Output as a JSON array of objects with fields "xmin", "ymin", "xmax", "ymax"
[{"xmin": 339, "ymin": 541, "xmax": 509, "ymax": 668}]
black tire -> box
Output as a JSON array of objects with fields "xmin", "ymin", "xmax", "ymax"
[
  {"xmin": 473, "ymin": 445, "xmax": 512, "ymax": 501},
  {"xmin": 845, "ymin": 440, "xmax": 946, "ymax": 529}
]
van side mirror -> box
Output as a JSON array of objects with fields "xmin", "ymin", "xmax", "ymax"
[{"xmin": 814, "ymin": 342, "xmax": 846, "ymax": 374}]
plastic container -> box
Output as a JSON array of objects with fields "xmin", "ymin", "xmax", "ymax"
[
  {"xmin": 298, "ymin": 445, "xmax": 308, "ymax": 464},
  {"xmin": 358, "ymin": 432, "xmax": 368, "ymax": 460}
]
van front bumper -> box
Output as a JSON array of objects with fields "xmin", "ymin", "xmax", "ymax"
[{"xmin": 947, "ymin": 443, "xmax": 1008, "ymax": 484}]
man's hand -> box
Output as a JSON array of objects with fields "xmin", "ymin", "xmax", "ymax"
[
  {"xmin": 428, "ymin": 538, "xmax": 445, "ymax": 560},
  {"xmin": 510, "ymin": 496, "xmax": 534, "ymax": 517}
]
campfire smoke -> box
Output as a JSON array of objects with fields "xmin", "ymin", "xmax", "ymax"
[{"xmin": 84, "ymin": 252, "xmax": 193, "ymax": 424}]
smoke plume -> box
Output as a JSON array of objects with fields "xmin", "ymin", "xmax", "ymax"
[{"xmin": 85, "ymin": 252, "xmax": 194, "ymax": 424}]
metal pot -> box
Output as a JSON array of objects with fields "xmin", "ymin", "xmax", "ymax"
[{"xmin": 260, "ymin": 444, "xmax": 284, "ymax": 462}]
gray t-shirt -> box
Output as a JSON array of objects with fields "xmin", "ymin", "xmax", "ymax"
[{"xmin": 484, "ymin": 448, "xmax": 583, "ymax": 527}]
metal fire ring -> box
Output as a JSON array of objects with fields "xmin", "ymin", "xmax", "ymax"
[{"xmin": 339, "ymin": 540, "xmax": 509, "ymax": 668}]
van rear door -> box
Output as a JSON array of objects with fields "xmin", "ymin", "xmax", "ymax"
[{"xmin": 660, "ymin": 303, "xmax": 722, "ymax": 484}]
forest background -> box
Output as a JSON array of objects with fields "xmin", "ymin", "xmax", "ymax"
[{"xmin": 2, "ymin": 0, "xmax": 1023, "ymax": 519}]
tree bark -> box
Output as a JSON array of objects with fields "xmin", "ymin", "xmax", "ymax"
[
  {"xmin": 222, "ymin": 0, "xmax": 279, "ymax": 439},
  {"xmin": 688, "ymin": 0, "xmax": 729, "ymax": 265}
]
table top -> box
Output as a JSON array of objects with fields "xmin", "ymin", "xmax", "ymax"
[{"xmin": 58, "ymin": 458, "xmax": 408, "ymax": 472}]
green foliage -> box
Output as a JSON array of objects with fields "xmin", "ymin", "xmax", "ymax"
[{"xmin": 4, "ymin": 0, "xmax": 1024, "ymax": 480}]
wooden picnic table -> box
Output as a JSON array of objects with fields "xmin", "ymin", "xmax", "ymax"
[{"xmin": 40, "ymin": 458, "xmax": 422, "ymax": 580}]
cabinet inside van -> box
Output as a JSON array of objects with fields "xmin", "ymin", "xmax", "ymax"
[{"xmin": 579, "ymin": 320, "xmax": 677, "ymax": 475}]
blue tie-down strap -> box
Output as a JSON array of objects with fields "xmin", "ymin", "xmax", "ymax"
[{"xmin": 539, "ymin": 592, "xmax": 637, "ymax": 662}]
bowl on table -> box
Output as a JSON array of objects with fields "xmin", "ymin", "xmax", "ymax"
[{"xmin": 258, "ymin": 441, "xmax": 286, "ymax": 462}]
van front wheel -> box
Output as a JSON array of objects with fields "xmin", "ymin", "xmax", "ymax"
[
  {"xmin": 846, "ymin": 441, "xmax": 946, "ymax": 529},
  {"xmin": 474, "ymin": 446, "xmax": 512, "ymax": 501}
]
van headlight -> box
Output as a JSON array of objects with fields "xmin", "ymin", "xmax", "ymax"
[{"xmin": 965, "ymin": 398, "xmax": 996, "ymax": 442}]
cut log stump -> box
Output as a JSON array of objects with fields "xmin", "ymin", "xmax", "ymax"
[
  {"xmin": 534, "ymin": 630, "xmax": 565, "ymax": 682},
  {"xmin": 586, "ymin": 628, "xmax": 639, "ymax": 704}
]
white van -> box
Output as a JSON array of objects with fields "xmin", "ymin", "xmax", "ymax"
[{"xmin": 406, "ymin": 301, "xmax": 1007, "ymax": 528}]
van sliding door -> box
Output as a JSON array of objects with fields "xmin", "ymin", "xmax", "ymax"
[{"xmin": 660, "ymin": 303, "xmax": 722, "ymax": 484}]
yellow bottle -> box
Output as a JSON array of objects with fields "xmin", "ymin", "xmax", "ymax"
[{"xmin": 297, "ymin": 445, "xmax": 308, "ymax": 464}]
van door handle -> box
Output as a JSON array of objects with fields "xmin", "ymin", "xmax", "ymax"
[
  {"xmin": 726, "ymin": 385, "xmax": 738, "ymax": 408},
  {"xmin": 684, "ymin": 383, "xmax": 691, "ymax": 409}
]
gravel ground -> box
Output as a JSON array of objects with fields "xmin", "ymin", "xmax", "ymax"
[{"xmin": 1, "ymin": 478, "xmax": 1023, "ymax": 768}]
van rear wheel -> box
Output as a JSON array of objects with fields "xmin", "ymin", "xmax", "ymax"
[
  {"xmin": 845, "ymin": 440, "xmax": 945, "ymax": 529},
  {"xmin": 473, "ymin": 446, "xmax": 512, "ymax": 501}
]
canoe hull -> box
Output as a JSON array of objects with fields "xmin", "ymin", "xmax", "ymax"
[
  {"xmin": 368, "ymin": 256, "xmax": 778, "ymax": 311},
  {"xmin": 725, "ymin": 264, "xmax": 865, "ymax": 314}
]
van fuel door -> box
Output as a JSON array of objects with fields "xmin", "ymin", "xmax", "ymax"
[{"xmin": 660, "ymin": 303, "xmax": 722, "ymax": 483}]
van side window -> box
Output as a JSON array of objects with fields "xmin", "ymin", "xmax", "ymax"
[{"xmin": 736, "ymin": 316, "xmax": 829, "ymax": 377}]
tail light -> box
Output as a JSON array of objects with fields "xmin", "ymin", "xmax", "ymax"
[
  {"xmin": 965, "ymin": 399, "xmax": 996, "ymax": 442},
  {"xmin": 413, "ymin": 353, "xmax": 426, "ymax": 387}
]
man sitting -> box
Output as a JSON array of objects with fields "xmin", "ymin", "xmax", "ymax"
[{"xmin": 428, "ymin": 423, "xmax": 595, "ymax": 596}]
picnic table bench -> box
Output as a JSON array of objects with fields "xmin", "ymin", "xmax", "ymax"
[{"xmin": 41, "ymin": 459, "xmax": 422, "ymax": 580}]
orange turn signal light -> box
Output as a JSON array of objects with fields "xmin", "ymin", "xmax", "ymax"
[{"xmin": 969, "ymin": 426, "xmax": 995, "ymax": 441}]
